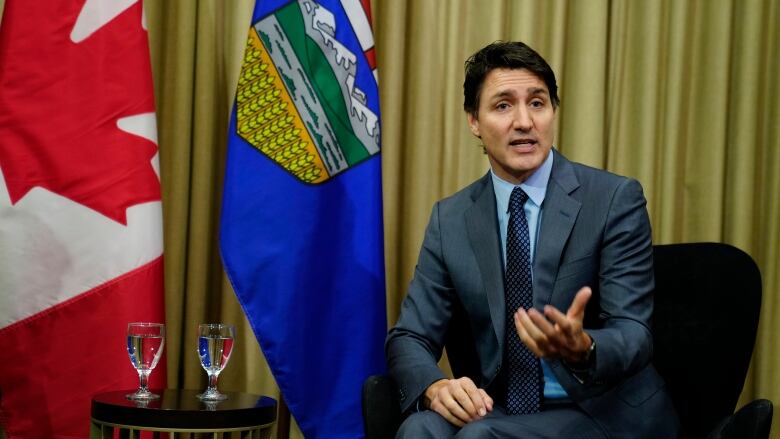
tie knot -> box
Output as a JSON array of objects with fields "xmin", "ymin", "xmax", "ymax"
[{"xmin": 509, "ymin": 187, "xmax": 529, "ymax": 213}]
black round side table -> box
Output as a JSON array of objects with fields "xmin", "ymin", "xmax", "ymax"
[{"xmin": 90, "ymin": 389, "xmax": 277, "ymax": 438}]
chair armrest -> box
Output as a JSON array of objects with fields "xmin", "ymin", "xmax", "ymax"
[
  {"xmin": 362, "ymin": 374, "xmax": 403, "ymax": 439},
  {"xmin": 706, "ymin": 399, "xmax": 773, "ymax": 439}
]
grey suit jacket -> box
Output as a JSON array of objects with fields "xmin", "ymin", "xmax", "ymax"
[{"xmin": 386, "ymin": 150, "xmax": 680, "ymax": 437}]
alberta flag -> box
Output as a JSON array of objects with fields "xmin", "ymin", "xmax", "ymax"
[
  {"xmin": 0, "ymin": 0, "xmax": 165, "ymax": 437},
  {"xmin": 220, "ymin": 1, "xmax": 385, "ymax": 438}
]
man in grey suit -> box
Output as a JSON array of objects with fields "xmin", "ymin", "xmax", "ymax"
[{"xmin": 386, "ymin": 41, "xmax": 680, "ymax": 437}]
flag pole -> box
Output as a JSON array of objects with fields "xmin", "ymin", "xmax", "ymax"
[{"xmin": 276, "ymin": 394, "xmax": 291, "ymax": 439}]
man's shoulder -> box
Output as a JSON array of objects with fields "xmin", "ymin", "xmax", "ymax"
[
  {"xmin": 435, "ymin": 172, "xmax": 492, "ymax": 212},
  {"xmin": 551, "ymin": 154, "xmax": 650, "ymax": 219},
  {"xmin": 555, "ymin": 151, "xmax": 639, "ymax": 192}
]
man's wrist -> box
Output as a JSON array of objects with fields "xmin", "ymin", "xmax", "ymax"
[
  {"xmin": 563, "ymin": 337, "xmax": 595, "ymax": 384},
  {"xmin": 566, "ymin": 336, "xmax": 596, "ymax": 370},
  {"xmin": 423, "ymin": 379, "xmax": 448, "ymax": 409}
]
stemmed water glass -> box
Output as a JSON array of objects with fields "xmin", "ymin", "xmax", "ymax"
[
  {"xmin": 197, "ymin": 323, "xmax": 236, "ymax": 401},
  {"xmin": 126, "ymin": 322, "xmax": 165, "ymax": 400}
]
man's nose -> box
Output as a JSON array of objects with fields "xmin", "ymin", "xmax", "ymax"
[{"xmin": 512, "ymin": 107, "xmax": 533, "ymax": 131}]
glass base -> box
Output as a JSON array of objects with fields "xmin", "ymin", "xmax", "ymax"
[
  {"xmin": 126, "ymin": 389, "xmax": 160, "ymax": 400},
  {"xmin": 197, "ymin": 389, "xmax": 228, "ymax": 401}
]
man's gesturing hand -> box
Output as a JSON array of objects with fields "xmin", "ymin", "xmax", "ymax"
[
  {"xmin": 424, "ymin": 377, "xmax": 494, "ymax": 427},
  {"xmin": 513, "ymin": 286, "xmax": 593, "ymax": 364}
]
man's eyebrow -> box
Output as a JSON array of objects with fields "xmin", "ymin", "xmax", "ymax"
[
  {"xmin": 489, "ymin": 90, "xmax": 516, "ymax": 100},
  {"xmin": 488, "ymin": 87, "xmax": 549, "ymax": 101}
]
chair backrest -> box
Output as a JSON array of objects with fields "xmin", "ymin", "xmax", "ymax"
[
  {"xmin": 707, "ymin": 399, "xmax": 773, "ymax": 439},
  {"xmin": 652, "ymin": 243, "xmax": 762, "ymax": 439}
]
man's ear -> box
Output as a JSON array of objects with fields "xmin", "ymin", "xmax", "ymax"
[{"xmin": 467, "ymin": 112, "xmax": 481, "ymax": 138}]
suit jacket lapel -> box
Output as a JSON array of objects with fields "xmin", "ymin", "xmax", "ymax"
[
  {"xmin": 533, "ymin": 151, "xmax": 582, "ymax": 308},
  {"xmin": 465, "ymin": 173, "xmax": 506, "ymax": 348}
]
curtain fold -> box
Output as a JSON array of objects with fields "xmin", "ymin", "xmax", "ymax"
[
  {"xmin": 144, "ymin": 1, "xmax": 298, "ymax": 436},
  {"xmin": 1, "ymin": 1, "xmax": 777, "ymax": 438}
]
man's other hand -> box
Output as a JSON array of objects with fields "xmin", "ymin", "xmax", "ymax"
[
  {"xmin": 513, "ymin": 286, "xmax": 593, "ymax": 364},
  {"xmin": 423, "ymin": 377, "xmax": 494, "ymax": 427}
]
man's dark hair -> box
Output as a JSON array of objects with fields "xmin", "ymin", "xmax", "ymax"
[{"xmin": 463, "ymin": 41, "xmax": 560, "ymax": 116}]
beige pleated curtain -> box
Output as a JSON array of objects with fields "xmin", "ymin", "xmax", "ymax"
[{"xmin": 1, "ymin": 1, "xmax": 778, "ymax": 438}]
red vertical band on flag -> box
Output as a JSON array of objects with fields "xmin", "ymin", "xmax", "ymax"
[{"xmin": 0, "ymin": 0, "xmax": 166, "ymax": 437}]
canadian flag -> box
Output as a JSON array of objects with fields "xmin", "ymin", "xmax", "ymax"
[{"xmin": 0, "ymin": 1, "xmax": 165, "ymax": 437}]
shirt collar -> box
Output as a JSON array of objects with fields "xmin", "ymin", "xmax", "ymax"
[{"xmin": 490, "ymin": 149, "xmax": 554, "ymax": 213}]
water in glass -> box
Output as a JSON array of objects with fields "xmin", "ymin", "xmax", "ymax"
[
  {"xmin": 199, "ymin": 335, "xmax": 234, "ymax": 373},
  {"xmin": 126, "ymin": 322, "xmax": 165, "ymax": 400},
  {"xmin": 197, "ymin": 323, "xmax": 235, "ymax": 401}
]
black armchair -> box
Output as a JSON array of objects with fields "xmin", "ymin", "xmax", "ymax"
[
  {"xmin": 652, "ymin": 243, "xmax": 771, "ymax": 438},
  {"xmin": 363, "ymin": 243, "xmax": 772, "ymax": 438}
]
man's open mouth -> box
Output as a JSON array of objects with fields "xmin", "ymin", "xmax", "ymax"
[{"xmin": 510, "ymin": 138, "xmax": 536, "ymax": 146}]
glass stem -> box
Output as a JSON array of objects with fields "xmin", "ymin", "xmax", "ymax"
[
  {"xmin": 208, "ymin": 373, "xmax": 219, "ymax": 392},
  {"xmin": 138, "ymin": 369, "xmax": 151, "ymax": 392}
]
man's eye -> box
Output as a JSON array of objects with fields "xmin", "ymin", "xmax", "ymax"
[
  {"xmin": 496, "ymin": 103, "xmax": 510, "ymax": 110},
  {"xmin": 530, "ymin": 100, "xmax": 544, "ymax": 108}
]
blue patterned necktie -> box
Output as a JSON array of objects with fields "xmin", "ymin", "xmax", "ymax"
[{"xmin": 504, "ymin": 187, "xmax": 542, "ymax": 415}]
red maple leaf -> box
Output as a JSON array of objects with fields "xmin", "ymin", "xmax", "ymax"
[{"xmin": 0, "ymin": 0, "xmax": 160, "ymax": 225}]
